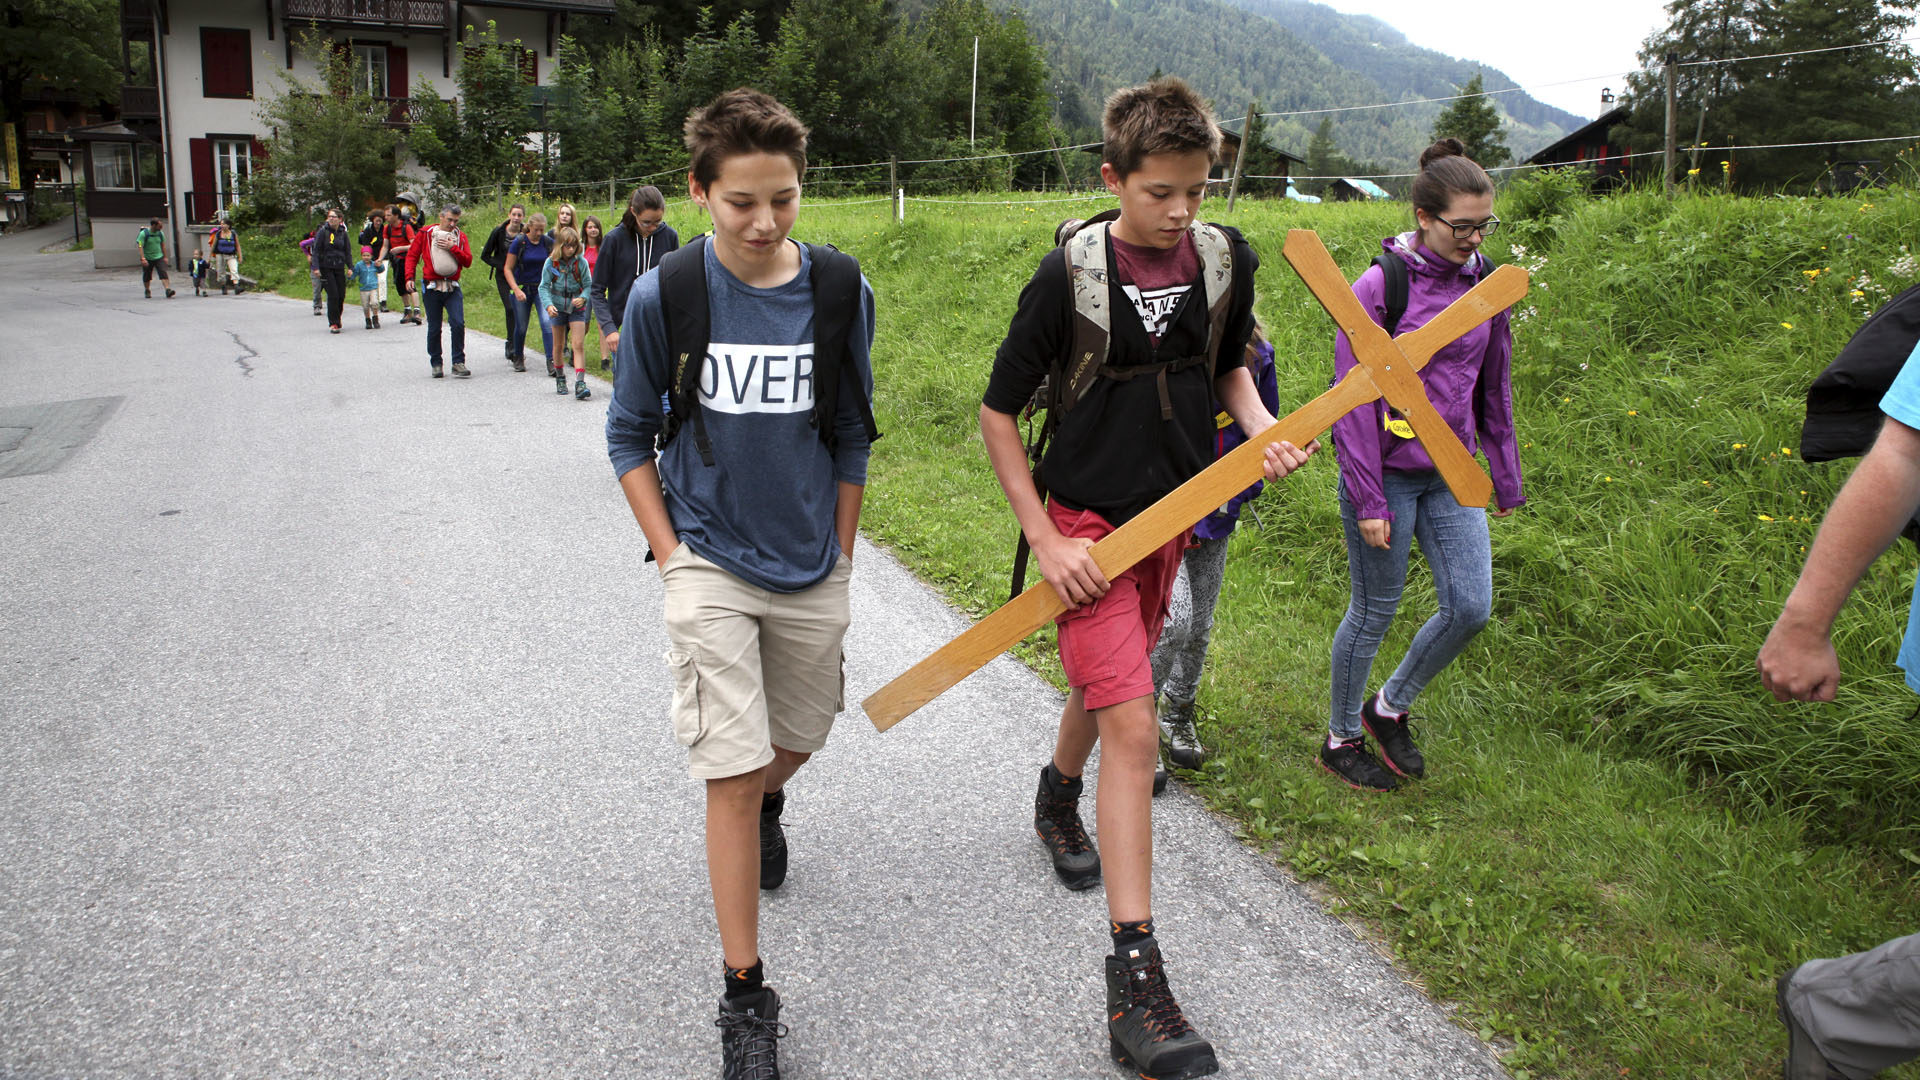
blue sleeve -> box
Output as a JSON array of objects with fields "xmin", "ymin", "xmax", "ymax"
[
  {"xmin": 1882, "ymin": 340, "xmax": 1920, "ymax": 427},
  {"xmin": 829, "ymin": 276, "xmax": 877, "ymax": 486},
  {"xmin": 606, "ymin": 272, "xmax": 672, "ymax": 480},
  {"xmin": 537, "ymin": 259, "xmax": 558, "ymax": 314}
]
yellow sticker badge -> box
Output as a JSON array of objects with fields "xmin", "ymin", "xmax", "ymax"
[
  {"xmin": 1215, "ymin": 410, "xmax": 1234, "ymax": 430},
  {"xmin": 1383, "ymin": 411, "xmax": 1416, "ymax": 439}
]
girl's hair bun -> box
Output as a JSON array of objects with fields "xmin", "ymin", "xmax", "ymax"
[{"xmin": 1420, "ymin": 137, "xmax": 1469, "ymax": 170}]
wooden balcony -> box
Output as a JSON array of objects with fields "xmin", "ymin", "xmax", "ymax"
[
  {"xmin": 120, "ymin": 85, "xmax": 160, "ymax": 119},
  {"xmin": 282, "ymin": 0, "xmax": 451, "ymax": 31}
]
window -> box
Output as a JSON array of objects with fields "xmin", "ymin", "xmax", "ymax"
[
  {"xmin": 126, "ymin": 37, "xmax": 155, "ymax": 86},
  {"xmin": 136, "ymin": 144, "xmax": 163, "ymax": 189},
  {"xmin": 213, "ymin": 139, "xmax": 252, "ymax": 206},
  {"xmin": 202, "ymin": 28, "xmax": 253, "ymax": 99},
  {"xmin": 93, "ymin": 143, "xmax": 134, "ymax": 189},
  {"xmin": 352, "ymin": 45, "xmax": 388, "ymax": 97}
]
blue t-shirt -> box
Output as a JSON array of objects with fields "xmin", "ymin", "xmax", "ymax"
[
  {"xmin": 508, "ymin": 234, "xmax": 552, "ymax": 289},
  {"xmin": 604, "ymin": 239, "xmax": 875, "ymax": 593},
  {"xmin": 1879, "ymin": 341, "xmax": 1920, "ymax": 690}
]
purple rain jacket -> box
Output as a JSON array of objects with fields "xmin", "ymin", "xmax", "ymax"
[
  {"xmin": 1330, "ymin": 232, "xmax": 1525, "ymax": 524},
  {"xmin": 1194, "ymin": 338, "xmax": 1281, "ymax": 541}
]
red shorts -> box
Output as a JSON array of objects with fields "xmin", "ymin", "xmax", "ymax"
[{"xmin": 1048, "ymin": 500, "xmax": 1189, "ymax": 711}]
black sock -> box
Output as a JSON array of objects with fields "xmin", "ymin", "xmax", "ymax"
[
  {"xmin": 1043, "ymin": 762, "xmax": 1083, "ymax": 799},
  {"xmin": 1111, "ymin": 918, "xmax": 1155, "ymax": 955},
  {"xmin": 723, "ymin": 959, "xmax": 765, "ymax": 1000},
  {"xmin": 761, "ymin": 788, "xmax": 784, "ymax": 817}
]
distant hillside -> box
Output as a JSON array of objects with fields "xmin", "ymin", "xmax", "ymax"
[{"xmin": 960, "ymin": 0, "xmax": 1578, "ymax": 171}]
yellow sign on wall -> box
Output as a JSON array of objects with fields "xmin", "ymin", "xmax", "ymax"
[{"xmin": 1, "ymin": 124, "xmax": 17, "ymax": 188}]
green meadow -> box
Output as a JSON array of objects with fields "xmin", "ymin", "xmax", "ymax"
[{"xmin": 263, "ymin": 183, "xmax": 1919, "ymax": 1078}]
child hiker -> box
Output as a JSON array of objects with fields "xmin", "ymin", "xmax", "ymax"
[
  {"xmin": 605, "ymin": 88, "xmax": 877, "ymax": 1080},
  {"xmin": 1150, "ymin": 320, "xmax": 1281, "ymax": 779},
  {"xmin": 978, "ymin": 77, "xmax": 1313, "ymax": 1080},
  {"xmin": 1321, "ymin": 138, "xmax": 1524, "ymax": 793},
  {"xmin": 538, "ymin": 225, "xmax": 592, "ymax": 399},
  {"xmin": 354, "ymin": 246, "xmax": 383, "ymax": 329}
]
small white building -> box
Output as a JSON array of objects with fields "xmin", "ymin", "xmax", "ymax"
[{"xmin": 85, "ymin": 0, "xmax": 612, "ymax": 269}]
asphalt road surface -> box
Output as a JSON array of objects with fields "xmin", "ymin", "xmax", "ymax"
[{"xmin": 0, "ymin": 233, "xmax": 1509, "ymax": 1079}]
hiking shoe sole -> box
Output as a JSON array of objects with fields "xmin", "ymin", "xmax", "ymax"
[
  {"xmin": 1316, "ymin": 752, "xmax": 1397, "ymax": 793},
  {"xmin": 1111, "ymin": 1038, "xmax": 1219, "ymax": 1080}
]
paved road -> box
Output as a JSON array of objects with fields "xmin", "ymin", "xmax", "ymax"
[{"xmin": 0, "ymin": 234, "xmax": 1509, "ymax": 1079}]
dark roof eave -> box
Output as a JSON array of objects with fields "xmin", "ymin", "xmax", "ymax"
[{"xmin": 1526, "ymin": 106, "xmax": 1631, "ymax": 165}]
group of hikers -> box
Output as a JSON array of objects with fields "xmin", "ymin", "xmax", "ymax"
[
  {"xmin": 286, "ymin": 191, "xmax": 679, "ymax": 399},
  {"xmin": 133, "ymin": 216, "xmax": 244, "ymax": 299},
  {"xmin": 131, "ymin": 72, "xmax": 1915, "ymax": 1080}
]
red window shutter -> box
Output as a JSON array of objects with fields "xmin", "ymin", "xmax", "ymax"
[
  {"xmin": 201, "ymin": 28, "xmax": 253, "ymax": 98},
  {"xmin": 250, "ymin": 137, "xmax": 267, "ymax": 163},
  {"xmin": 386, "ymin": 46, "xmax": 409, "ymax": 123},
  {"xmin": 189, "ymin": 138, "xmax": 213, "ymax": 222}
]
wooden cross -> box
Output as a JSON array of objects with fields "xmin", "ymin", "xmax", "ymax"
[{"xmin": 861, "ymin": 229, "xmax": 1529, "ymax": 731}]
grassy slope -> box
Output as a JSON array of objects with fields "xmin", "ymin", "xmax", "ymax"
[
  {"xmin": 826, "ymin": 191, "xmax": 1920, "ymax": 1079},
  {"xmin": 254, "ymin": 190, "xmax": 1920, "ymax": 1077}
]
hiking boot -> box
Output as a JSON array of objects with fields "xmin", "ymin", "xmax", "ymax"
[
  {"xmin": 145, "ymin": 288, "xmax": 152, "ymax": 298},
  {"xmin": 1319, "ymin": 735, "xmax": 1397, "ymax": 792},
  {"xmin": 716, "ymin": 987, "xmax": 786, "ymax": 1080},
  {"xmin": 1361, "ymin": 695, "xmax": 1424, "ymax": 780},
  {"xmin": 600, "ymin": 357, "xmax": 610, "ymax": 372},
  {"xmin": 364, "ymin": 316, "xmax": 373, "ymax": 330},
  {"xmin": 1778, "ymin": 966, "xmax": 1846, "ymax": 1080},
  {"xmin": 555, "ymin": 371, "xmax": 568, "ymax": 394},
  {"xmin": 1106, "ymin": 937, "xmax": 1218, "ymax": 1080},
  {"xmin": 165, "ymin": 288, "xmax": 176, "ymax": 298},
  {"xmin": 1153, "ymin": 768, "xmax": 1168, "ymax": 797},
  {"xmin": 431, "ymin": 365, "xmax": 444, "ymax": 378},
  {"xmin": 575, "ymin": 379, "xmax": 591, "ymax": 401},
  {"xmin": 329, "ymin": 325, "xmax": 341, "ymax": 334},
  {"xmin": 313, "ymin": 305, "xmax": 322, "ymax": 316},
  {"xmin": 451, "ymin": 363, "xmax": 470, "ymax": 378},
  {"xmin": 1158, "ymin": 700, "xmax": 1206, "ymax": 771},
  {"xmin": 373, "ymin": 314, "xmax": 381, "ymax": 328},
  {"xmin": 760, "ymin": 790, "xmax": 788, "ymax": 891},
  {"xmin": 511, "ymin": 358, "xmax": 526, "ymax": 372},
  {"xmin": 547, "ymin": 357, "xmax": 559, "ymax": 378},
  {"xmin": 1034, "ymin": 766, "xmax": 1100, "ymax": 890}
]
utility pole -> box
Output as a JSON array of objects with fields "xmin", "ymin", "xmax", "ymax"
[
  {"xmin": 1663, "ymin": 52, "xmax": 1678, "ymax": 198},
  {"xmin": 1226, "ymin": 103, "xmax": 1254, "ymax": 212},
  {"xmin": 1051, "ymin": 142, "xmax": 1071, "ymax": 190},
  {"xmin": 970, "ymin": 36, "xmax": 979, "ymax": 147}
]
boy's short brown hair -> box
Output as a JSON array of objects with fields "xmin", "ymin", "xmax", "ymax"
[
  {"xmin": 1101, "ymin": 76, "xmax": 1222, "ymax": 179},
  {"xmin": 683, "ymin": 88, "xmax": 809, "ymax": 189}
]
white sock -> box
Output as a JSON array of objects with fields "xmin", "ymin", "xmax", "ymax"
[
  {"xmin": 1373, "ymin": 690, "xmax": 1407, "ymax": 718},
  {"xmin": 1327, "ymin": 730, "xmax": 1352, "ymax": 750}
]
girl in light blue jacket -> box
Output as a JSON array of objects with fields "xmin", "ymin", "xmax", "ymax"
[{"xmin": 539, "ymin": 225, "xmax": 593, "ymax": 400}]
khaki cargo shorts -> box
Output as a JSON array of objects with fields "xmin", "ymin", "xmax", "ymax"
[{"xmin": 659, "ymin": 544, "xmax": 852, "ymax": 779}]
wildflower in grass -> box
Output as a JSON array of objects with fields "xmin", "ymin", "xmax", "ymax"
[
  {"xmin": 1757, "ymin": 514, "xmax": 1775, "ymax": 522},
  {"xmin": 1605, "ymin": 476, "xmax": 1614, "ymax": 482},
  {"xmin": 1854, "ymin": 290, "xmax": 1868, "ymax": 298},
  {"xmin": 1702, "ymin": 480, "xmax": 1712, "ymax": 486},
  {"xmin": 1781, "ymin": 447, "xmax": 1792, "ymax": 455},
  {"xmin": 1687, "ymin": 168, "xmax": 1701, "ymax": 177},
  {"xmin": 1628, "ymin": 410, "xmax": 1638, "ymax": 416},
  {"xmin": 1804, "ymin": 269, "xmax": 1822, "ymax": 280},
  {"xmin": 1733, "ymin": 443, "xmax": 1748, "ymax": 449}
]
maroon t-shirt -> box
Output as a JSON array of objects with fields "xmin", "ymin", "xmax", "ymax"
[{"xmin": 1109, "ymin": 232, "xmax": 1200, "ymax": 348}]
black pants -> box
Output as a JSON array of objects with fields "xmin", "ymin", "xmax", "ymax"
[
  {"xmin": 388, "ymin": 256, "xmax": 413, "ymax": 310},
  {"xmin": 493, "ymin": 270, "xmax": 515, "ymax": 356},
  {"xmin": 141, "ymin": 257, "xmax": 170, "ymax": 285},
  {"xmin": 320, "ymin": 267, "xmax": 346, "ymax": 327}
]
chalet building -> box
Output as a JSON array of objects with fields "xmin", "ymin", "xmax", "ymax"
[
  {"xmin": 1325, "ymin": 177, "xmax": 1390, "ymax": 202},
  {"xmin": 1214, "ymin": 126, "xmax": 1306, "ymax": 187},
  {"xmin": 80, "ymin": 0, "xmax": 612, "ymax": 270},
  {"xmin": 1523, "ymin": 105, "xmax": 1634, "ymax": 189}
]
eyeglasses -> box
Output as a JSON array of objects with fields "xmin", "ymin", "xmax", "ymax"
[{"xmin": 1432, "ymin": 214, "xmax": 1501, "ymax": 239}]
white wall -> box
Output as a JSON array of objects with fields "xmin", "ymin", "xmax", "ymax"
[{"xmin": 158, "ymin": 1, "xmax": 575, "ymax": 218}]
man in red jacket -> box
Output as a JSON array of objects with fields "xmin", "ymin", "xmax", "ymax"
[{"xmin": 406, "ymin": 205, "xmax": 473, "ymax": 379}]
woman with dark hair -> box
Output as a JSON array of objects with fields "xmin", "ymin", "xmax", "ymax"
[
  {"xmin": 589, "ymin": 185, "xmax": 679, "ymax": 371},
  {"xmin": 1319, "ymin": 138, "xmax": 1526, "ymax": 793}
]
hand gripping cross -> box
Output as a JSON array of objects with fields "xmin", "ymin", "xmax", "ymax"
[{"xmin": 861, "ymin": 229, "xmax": 1529, "ymax": 731}]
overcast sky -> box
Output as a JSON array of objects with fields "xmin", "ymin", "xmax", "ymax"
[{"xmin": 1317, "ymin": 0, "xmax": 1675, "ymax": 121}]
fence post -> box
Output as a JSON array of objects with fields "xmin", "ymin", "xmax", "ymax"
[
  {"xmin": 888, "ymin": 158, "xmax": 898, "ymax": 207},
  {"xmin": 1663, "ymin": 52, "xmax": 1678, "ymax": 199},
  {"xmin": 1051, "ymin": 143, "xmax": 1071, "ymax": 190},
  {"xmin": 896, "ymin": 188, "xmax": 905, "ymax": 223},
  {"xmin": 609, "ymin": 176, "xmax": 616, "ymax": 214},
  {"xmin": 1226, "ymin": 103, "xmax": 1254, "ymax": 212}
]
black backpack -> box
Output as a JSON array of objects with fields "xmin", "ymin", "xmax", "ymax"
[
  {"xmin": 1801, "ymin": 282, "xmax": 1920, "ymax": 545},
  {"xmin": 655, "ymin": 234, "xmax": 881, "ymax": 468}
]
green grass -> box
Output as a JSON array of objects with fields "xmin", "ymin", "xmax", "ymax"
[{"xmin": 249, "ymin": 189, "xmax": 1920, "ymax": 1076}]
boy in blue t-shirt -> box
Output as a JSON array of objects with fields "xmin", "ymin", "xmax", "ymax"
[
  {"xmin": 605, "ymin": 88, "xmax": 875, "ymax": 1078},
  {"xmin": 353, "ymin": 247, "xmax": 383, "ymax": 329}
]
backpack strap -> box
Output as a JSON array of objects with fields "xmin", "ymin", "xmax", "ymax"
[
  {"xmin": 1372, "ymin": 253, "xmax": 1409, "ymax": 336},
  {"xmin": 1193, "ymin": 221, "xmax": 1234, "ymax": 370},
  {"xmin": 657, "ymin": 235, "xmax": 714, "ymax": 466},
  {"xmin": 805, "ymin": 242, "xmax": 881, "ymax": 455}
]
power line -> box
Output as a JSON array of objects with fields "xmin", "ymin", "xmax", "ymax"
[{"xmin": 1680, "ymin": 33, "xmax": 1920, "ymax": 68}]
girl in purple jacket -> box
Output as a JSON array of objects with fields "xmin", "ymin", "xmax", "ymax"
[{"xmin": 1321, "ymin": 138, "xmax": 1525, "ymax": 793}]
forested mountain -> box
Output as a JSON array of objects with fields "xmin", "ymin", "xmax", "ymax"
[{"xmin": 949, "ymin": 0, "xmax": 1581, "ymax": 170}]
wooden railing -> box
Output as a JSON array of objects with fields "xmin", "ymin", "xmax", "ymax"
[
  {"xmin": 282, "ymin": 0, "xmax": 449, "ymax": 30},
  {"xmin": 120, "ymin": 85, "xmax": 160, "ymax": 118}
]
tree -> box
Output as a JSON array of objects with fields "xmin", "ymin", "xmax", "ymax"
[
  {"xmin": 1616, "ymin": 0, "xmax": 1919, "ymax": 190},
  {"xmin": 1431, "ymin": 72, "xmax": 1510, "ymax": 167},
  {"xmin": 767, "ymin": 0, "xmax": 923, "ymax": 165},
  {"xmin": 249, "ymin": 29, "xmax": 400, "ymax": 219},
  {"xmin": 1302, "ymin": 116, "xmax": 1337, "ymax": 194},
  {"xmin": 914, "ymin": 0, "xmax": 1054, "ymax": 173},
  {"xmin": 409, "ymin": 21, "xmax": 534, "ymax": 197},
  {"xmin": 0, "ymin": 0, "xmax": 120, "ymax": 195}
]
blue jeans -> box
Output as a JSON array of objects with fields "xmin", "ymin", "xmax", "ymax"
[
  {"xmin": 423, "ymin": 286, "xmax": 465, "ymax": 368},
  {"xmin": 1329, "ymin": 470, "xmax": 1492, "ymax": 738},
  {"xmin": 509, "ymin": 293, "xmax": 553, "ymax": 362}
]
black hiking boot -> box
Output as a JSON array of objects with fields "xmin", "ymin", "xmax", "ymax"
[
  {"xmin": 1158, "ymin": 700, "xmax": 1206, "ymax": 772},
  {"xmin": 1106, "ymin": 937, "xmax": 1218, "ymax": 1080},
  {"xmin": 716, "ymin": 987, "xmax": 786, "ymax": 1080},
  {"xmin": 555, "ymin": 370, "xmax": 568, "ymax": 395},
  {"xmin": 1034, "ymin": 765, "xmax": 1100, "ymax": 890},
  {"xmin": 575, "ymin": 378, "xmax": 591, "ymax": 400},
  {"xmin": 760, "ymin": 789, "xmax": 788, "ymax": 891},
  {"xmin": 1361, "ymin": 694, "xmax": 1425, "ymax": 780},
  {"xmin": 1319, "ymin": 735, "xmax": 1398, "ymax": 792}
]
